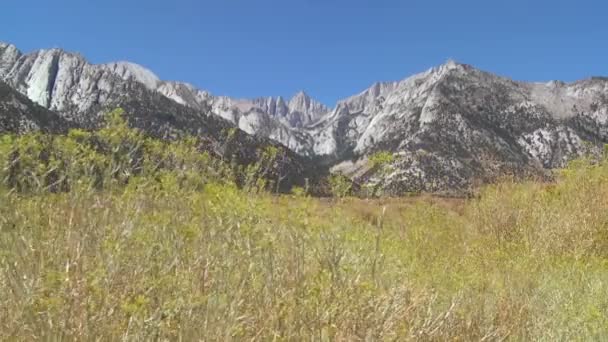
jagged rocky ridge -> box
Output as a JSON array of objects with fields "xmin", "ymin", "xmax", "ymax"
[
  {"xmin": 0, "ymin": 42, "xmax": 321, "ymax": 192},
  {"xmin": 328, "ymin": 62, "xmax": 608, "ymax": 195},
  {"xmin": 2, "ymin": 41, "xmax": 608, "ymax": 195}
]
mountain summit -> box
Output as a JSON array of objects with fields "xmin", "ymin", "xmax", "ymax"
[{"xmin": 102, "ymin": 61, "xmax": 161, "ymax": 89}]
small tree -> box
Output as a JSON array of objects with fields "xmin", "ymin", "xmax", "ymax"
[
  {"xmin": 244, "ymin": 145, "xmax": 283, "ymax": 193},
  {"xmin": 97, "ymin": 108, "xmax": 146, "ymax": 186},
  {"xmin": 329, "ymin": 172, "xmax": 352, "ymax": 199},
  {"xmin": 367, "ymin": 151, "xmax": 395, "ymax": 197}
]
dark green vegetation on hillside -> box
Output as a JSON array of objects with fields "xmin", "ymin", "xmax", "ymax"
[
  {"xmin": 2, "ymin": 110, "xmax": 608, "ymax": 340},
  {"xmin": 0, "ymin": 108, "xmax": 322, "ymax": 196}
]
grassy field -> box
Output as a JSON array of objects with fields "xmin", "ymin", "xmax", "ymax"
[
  {"xmin": 2, "ymin": 161, "xmax": 608, "ymax": 340},
  {"xmin": 2, "ymin": 114, "xmax": 608, "ymax": 340}
]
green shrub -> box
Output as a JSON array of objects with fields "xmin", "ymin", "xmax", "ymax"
[
  {"xmin": 0, "ymin": 108, "xmax": 230, "ymax": 193},
  {"xmin": 328, "ymin": 172, "xmax": 352, "ymax": 198},
  {"xmin": 369, "ymin": 150, "xmax": 394, "ymax": 168}
]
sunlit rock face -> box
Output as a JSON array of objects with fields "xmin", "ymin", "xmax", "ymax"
[{"xmin": 321, "ymin": 61, "xmax": 608, "ymax": 194}]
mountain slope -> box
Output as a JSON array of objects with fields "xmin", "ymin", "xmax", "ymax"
[
  {"xmin": 0, "ymin": 80, "xmax": 68, "ymax": 133},
  {"xmin": 0, "ymin": 42, "xmax": 321, "ymax": 192},
  {"xmin": 0, "ymin": 42, "xmax": 329, "ymax": 154},
  {"xmin": 325, "ymin": 61, "xmax": 608, "ymax": 194},
  {"xmin": 3, "ymin": 41, "xmax": 608, "ymax": 195}
]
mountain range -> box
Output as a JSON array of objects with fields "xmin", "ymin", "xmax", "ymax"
[{"xmin": 2, "ymin": 41, "xmax": 608, "ymax": 195}]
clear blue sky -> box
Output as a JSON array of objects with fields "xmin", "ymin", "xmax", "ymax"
[{"xmin": 1, "ymin": 0, "xmax": 606, "ymax": 105}]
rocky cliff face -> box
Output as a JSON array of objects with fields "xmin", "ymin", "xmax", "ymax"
[
  {"xmin": 2, "ymin": 41, "xmax": 608, "ymax": 195},
  {"xmin": 325, "ymin": 61, "xmax": 608, "ymax": 195},
  {"xmin": 0, "ymin": 42, "xmax": 330, "ymax": 154}
]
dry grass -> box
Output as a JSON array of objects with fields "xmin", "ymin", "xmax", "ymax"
[
  {"xmin": 1, "ymin": 117, "xmax": 608, "ymax": 340},
  {"xmin": 2, "ymin": 157, "xmax": 608, "ymax": 340}
]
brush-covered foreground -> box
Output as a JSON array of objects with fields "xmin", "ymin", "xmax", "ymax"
[{"xmin": 2, "ymin": 117, "xmax": 608, "ymax": 340}]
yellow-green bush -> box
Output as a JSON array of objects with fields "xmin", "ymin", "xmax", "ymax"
[{"xmin": 0, "ymin": 109, "xmax": 235, "ymax": 194}]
